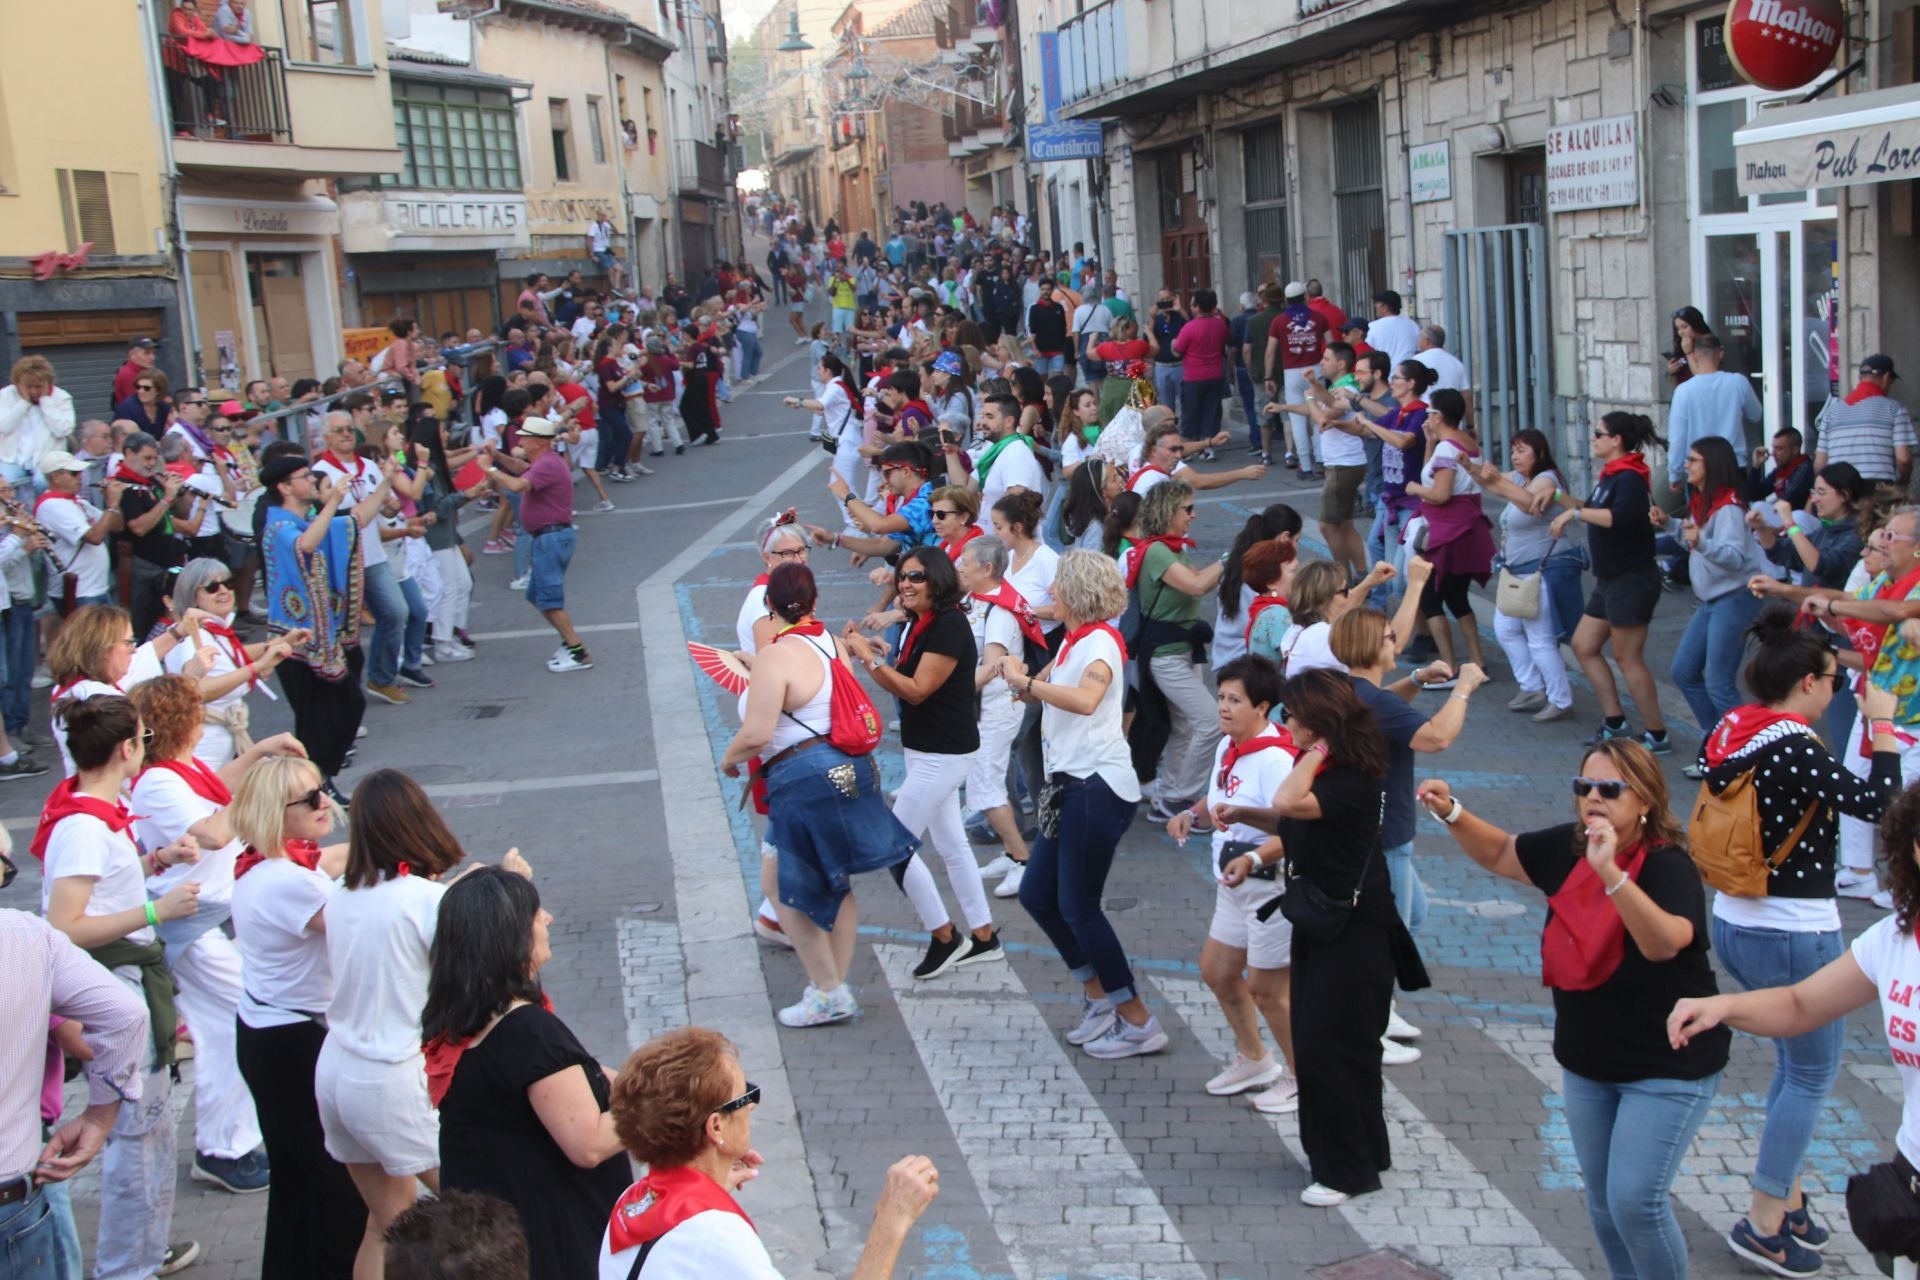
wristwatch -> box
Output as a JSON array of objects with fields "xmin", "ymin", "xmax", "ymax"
[{"xmin": 1440, "ymin": 797, "xmax": 1463, "ymax": 825}]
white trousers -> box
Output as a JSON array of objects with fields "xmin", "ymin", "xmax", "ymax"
[
  {"xmin": 97, "ymin": 969, "xmax": 174, "ymax": 1280},
  {"xmin": 430, "ymin": 545, "xmax": 473, "ymax": 643},
  {"xmin": 893, "ymin": 748, "xmax": 993, "ymax": 932},
  {"xmin": 1840, "ymin": 710, "xmax": 1920, "ymax": 869},
  {"xmin": 639, "ymin": 399, "xmax": 686, "ymax": 452},
  {"xmin": 407, "ymin": 537, "xmax": 443, "ymax": 622},
  {"xmin": 170, "ymin": 927, "xmax": 263, "ymax": 1159},
  {"xmin": 1494, "ymin": 607, "xmax": 1573, "ymax": 709},
  {"xmin": 964, "ymin": 698, "xmax": 1023, "ymax": 812},
  {"xmin": 1283, "ymin": 367, "xmax": 1318, "ymax": 466},
  {"xmin": 832, "ymin": 429, "xmax": 867, "ymax": 530}
]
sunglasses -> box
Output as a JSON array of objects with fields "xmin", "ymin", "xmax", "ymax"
[
  {"xmin": 139, "ymin": 727, "xmax": 155, "ymax": 746},
  {"xmin": 931, "ymin": 509, "xmax": 960, "ymax": 519},
  {"xmin": 1182, "ymin": 505, "xmax": 1196, "ymax": 514},
  {"xmin": 897, "ymin": 568, "xmax": 930, "ymax": 584},
  {"xmin": 136, "ymin": 384, "xmax": 157, "ymax": 391},
  {"xmin": 202, "ymin": 579, "xmax": 234, "ymax": 592},
  {"xmin": 285, "ymin": 787, "xmax": 327, "ymax": 812},
  {"xmin": 716, "ymin": 1082, "xmax": 761, "ymax": 1115},
  {"xmin": 1571, "ymin": 777, "xmax": 1629, "ymax": 800},
  {"xmin": 1592, "ymin": 430, "xmax": 1616, "ymax": 440}
]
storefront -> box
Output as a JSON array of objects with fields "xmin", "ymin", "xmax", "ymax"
[
  {"xmin": 178, "ymin": 191, "xmax": 343, "ymax": 392},
  {"xmin": 340, "ymin": 190, "xmax": 531, "ymax": 337}
]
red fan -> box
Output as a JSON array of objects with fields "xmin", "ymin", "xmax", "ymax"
[
  {"xmin": 454, "ymin": 460, "xmax": 489, "ymax": 493},
  {"xmin": 687, "ymin": 642, "xmax": 750, "ymax": 695}
]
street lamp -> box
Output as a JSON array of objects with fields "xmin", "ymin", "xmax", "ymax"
[
  {"xmin": 777, "ymin": 9, "xmax": 813, "ymax": 51},
  {"xmin": 845, "ymin": 57, "xmax": 871, "ymax": 80}
]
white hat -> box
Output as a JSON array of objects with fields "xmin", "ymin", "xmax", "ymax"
[
  {"xmin": 37, "ymin": 450, "xmax": 89, "ymax": 475},
  {"xmin": 518, "ymin": 416, "xmax": 560, "ymax": 439},
  {"xmin": 1284, "ymin": 281, "xmax": 1307, "ymax": 299}
]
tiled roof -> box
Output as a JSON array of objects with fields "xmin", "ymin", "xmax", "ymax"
[
  {"xmin": 506, "ymin": 0, "xmax": 631, "ymax": 26},
  {"xmin": 389, "ymin": 45, "xmax": 467, "ymax": 65},
  {"xmin": 872, "ymin": 0, "xmax": 940, "ymax": 38}
]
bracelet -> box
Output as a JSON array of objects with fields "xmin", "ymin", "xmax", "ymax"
[
  {"xmin": 144, "ymin": 900, "xmax": 160, "ymax": 927},
  {"xmin": 1450, "ymin": 692, "xmax": 1470, "ymax": 702},
  {"xmin": 1872, "ymin": 719, "xmax": 1896, "ymax": 734},
  {"xmin": 1604, "ymin": 876, "xmax": 1629, "ymax": 897},
  {"xmin": 1441, "ymin": 797, "xmax": 1463, "ymax": 826}
]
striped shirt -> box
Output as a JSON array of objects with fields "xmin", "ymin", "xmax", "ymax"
[{"xmin": 1818, "ymin": 393, "xmax": 1916, "ymax": 482}]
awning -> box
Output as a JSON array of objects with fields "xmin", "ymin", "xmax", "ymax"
[{"xmin": 1734, "ymin": 82, "xmax": 1920, "ymax": 194}]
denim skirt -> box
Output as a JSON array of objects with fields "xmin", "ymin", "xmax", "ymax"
[{"xmin": 765, "ymin": 743, "xmax": 918, "ymax": 928}]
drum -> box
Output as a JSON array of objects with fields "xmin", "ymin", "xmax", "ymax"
[{"xmin": 219, "ymin": 487, "xmax": 263, "ymax": 542}]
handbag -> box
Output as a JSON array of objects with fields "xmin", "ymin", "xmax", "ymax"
[
  {"xmin": 1495, "ymin": 536, "xmax": 1559, "ymax": 621},
  {"xmin": 1267, "ymin": 792, "xmax": 1383, "ymax": 941},
  {"xmin": 1847, "ymin": 1152, "xmax": 1920, "ymax": 1259},
  {"xmin": 820, "ymin": 400, "xmax": 856, "ymax": 457}
]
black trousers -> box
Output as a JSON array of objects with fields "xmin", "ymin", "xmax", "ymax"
[
  {"xmin": 276, "ymin": 648, "xmax": 365, "ymax": 779},
  {"xmin": 1292, "ymin": 914, "xmax": 1396, "ymax": 1195},
  {"xmin": 234, "ymin": 1017, "xmax": 367, "ymax": 1278},
  {"xmin": 129, "ymin": 558, "xmax": 174, "ymax": 641}
]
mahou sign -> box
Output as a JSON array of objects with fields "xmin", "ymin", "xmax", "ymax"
[{"xmin": 1724, "ymin": 0, "xmax": 1843, "ymax": 91}]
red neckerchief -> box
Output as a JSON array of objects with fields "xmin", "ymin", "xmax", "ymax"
[
  {"xmin": 1770, "ymin": 454, "xmax": 1812, "ymax": 500},
  {"xmin": 140, "ymin": 757, "xmax": 232, "ymax": 806},
  {"xmin": 424, "ymin": 994, "xmax": 557, "ymax": 1107},
  {"xmin": 49, "ymin": 676, "xmax": 103, "ymax": 705},
  {"xmin": 34, "ymin": 491, "xmax": 81, "ymax": 513},
  {"xmin": 775, "ymin": 619, "xmax": 826, "ymax": 638},
  {"xmin": 233, "ymin": 838, "xmax": 322, "ymax": 880},
  {"xmin": 316, "ymin": 451, "xmax": 364, "ymax": 480},
  {"xmin": 162, "ymin": 461, "xmax": 196, "ymax": 480},
  {"xmin": 29, "ymin": 777, "xmax": 139, "ymax": 862},
  {"xmin": 110, "ymin": 465, "xmax": 155, "ymax": 488},
  {"xmin": 1704, "ymin": 705, "xmax": 1810, "ymax": 769},
  {"xmin": 752, "ymin": 573, "xmax": 770, "ymax": 588},
  {"xmin": 1243, "ymin": 595, "xmax": 1289, "ymax": 647},
  {"xmin": 1217, "ymin": 728, "xmax": 1299, "ymax": 793},
  {"xmin": 1599, "ymin": 454, "xmax": 1651, "ymax": 484},
  {"xmin": 1687, "ymin": 484, "xmax": 1741, "ymax": 528},
  {"xmin": 896, "ymin": 608, "xmax": 941, "ymax": 667},
  {"xmin": 1846, "ymin": 379, "xmax": 1889, "ymax": 406},
  {"xmin": 1124, "ymin": 535, "xmax": 1195, "ymax": 589},
  {"xmin": 970, "ymin": 583, "xmax": 1047, "ymax": 648},
  {"xmin": 1847, "ymin": 563, "xmax": 1920, "ymax": 682},
  {"xmin": 605, "ymin": 1164, "xmax": 755, "ymax": 1256},
  {"xmin": 1540, "ymin": 839, "xmax": 1651, "ymax": 991},
  {"xmin": 201, "ymin": 621, "xmax": 258, "ymax": 690},
  {"xmin": 1127, "ymin": 464, "xmax": 1170, "ymax": 490},
  {"xmin": 1056, "ymin": 620, "xmax": 1127, "ymax": 670},
  {"xmin": 942, "ymin": 525, "xmax": 984, "ymax": 560}
]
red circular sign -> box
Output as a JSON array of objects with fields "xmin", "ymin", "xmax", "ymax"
[{"xmin": 1725, "ymin": 0, "xmax": 1844, "ymax": 91}]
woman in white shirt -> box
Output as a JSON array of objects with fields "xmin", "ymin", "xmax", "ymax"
[
  {"xmin": 45, "ymin": 602, "xmax": 214, "ymax": 776},
  {"xmin": 997, "ymin": 550, "xmax": 1168, "ymax": 1061},
  {"xmin": 227, "ymin": 755, "xmax": 365, "ymax": 1278},
  {"xmin": 162, "ymin": 557, "xmax": 303, "ymax": 767},
  {"xmin": 781, "ymin": 355, "xmax": 864, "ymax": 502},
  {"xmin": 37, "ymin": 694, "xmax": 200, "ymax": 1279},
  {"xmin": 993, "ymin": 490, "xmax": 1061, "ymax": 851},
  {"xmin": 315, "ymin": 767, "xmax": 528, "ymax": 1279},
  {"xmin": 1277, "ymin": 559, "xmax": 1399, "ymax": 681}
]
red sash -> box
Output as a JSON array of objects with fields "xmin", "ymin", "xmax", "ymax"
[
  {"xmin": 605, "ymin": 1164, "xmax": 755, "ymax": 1255},
  {"xmin": 29, "ymin": 778, "xmax": 139, "ymax": 862},
  {"xmin": 1540, "ymin": 840, "xmax": 1651, "ymax": 992}
]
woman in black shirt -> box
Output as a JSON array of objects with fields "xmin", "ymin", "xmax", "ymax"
[
  {"xmin": 844, "ymin": 547, "xmax": 1003, "ymax": 979},
  {"xmin": 1417, "ymin": 740, "xmax": 1729, "ymax": 1280},
  {"xmin": 1551, "ymin": 411, "xmax": 1670, "ymax": 754},
  {"xmin": 425, "ymin": 867, "xmax": 631, "ymax": 1280}
]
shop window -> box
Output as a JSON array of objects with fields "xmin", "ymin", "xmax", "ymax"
[
  {"xmin": 1330, "ymin": 97, "xmax": 1388, "ymax": 311},
  {"xmin": 587, "ymin": 96, "xmax": 608, "ymax": 164},
  {"xmin": 550, "ymin": 98, "xmax": 576, "ymax": 183},
  {"xmin": 386, "ymin": 82, "xmax": 522, "ymax": 191}
]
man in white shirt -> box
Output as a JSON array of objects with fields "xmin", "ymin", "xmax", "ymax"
[
  {"xmin": 1364, "ymin": 290, "xmax": 1421, "ymax": 367},
  {"xmin": 953, "ymin": 394, "xmax": 1045, "ymax": 505},
  {"xmin": 589, "ymin": 211, "xmax": 623, "ymax": 291},
  {"xmin": 0, "ymin": 356, "xmax": 77, "ymax": 503},
  {"xmin": 33, "ymin": 449, "xmax": 118, "ymax": 606},
  {"xmin": 1411, "ymin": 324, "xmax": 1473, "ymax": 423},
  {"xmin": 571, "ymin": 300, "xmax": 603, "ymax": 348}
]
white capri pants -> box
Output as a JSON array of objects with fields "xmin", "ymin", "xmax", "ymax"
[
  {"xmin": 965, "ymin": 698, "xmax": 1022, "ymax": 813},
  {"xmin": 893, "ymin": 747, "xmax": 993, "ymax": 933},
  {"xmin": 1840, "ymin": 710, "xmax": 1920, "ymax": 870},
  {"xmin": 1207, "ymin": 876, "xmax": 1294, "ymax": 970},
  {"xmin": 1493, "ymin": 607, "xmax": 1572, "ymax": 710},
  {"xmin": 430, "ymin": 545, "xmax": 473, "ymax": 643},
  {"xmin": 169, "ymin": 927, "xmax": 263, "ymax": 1159}
]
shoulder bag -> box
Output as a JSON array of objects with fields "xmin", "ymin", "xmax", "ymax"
[
  {"xmin": 1495, "ymin": 535, "xmax": 1558, "ymax": 621},
  {"xmin": 1265, "ymin": 789, "xmax": 1384, "ymax": 941},
  {"xmin": 1846, "ymin": 1151, "xmax": 1920, "ymax": 1259}
]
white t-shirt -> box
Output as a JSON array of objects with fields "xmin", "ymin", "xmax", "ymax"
[
  {"xmin": 1851, "ymin": 914, "xmax": 1920, "ymax": 1166},
  {"xmin": 589, "ymin": 220, "xmax": 613, "ymax": 253},
  {"xmin": 597, "ymin": 1210, "xmax": 783, "ymax": 1280},
  {"xmin": 1071, "ymin": 302, "xmax": 1111, "ymax": 347},
  {"xmin": 1210, "ymin": 583, "xmax": 1258, "ymax": 669},
  {"xmin": 1005, "ymin": 543, "xmax": 1058, "ymax": 615},
  {"xmin": 132, "ymin": 767, "xmax": 241, "ymax": 908},
  {"xmin": 324, "ymin": 875, "xmax": 446, "ymax": 1062},
  {"xmin": 969, "ymin": 595, "xmax": 1023, "ymax": 698},
  {"xmin": 1318, "ymin": 406, "xmax": 1370, "ymax": 469},
  {"xmin": 41, "ymin": 814, "xmax": 153, "ymax": 945},
  {"xmin": 1040, "ymin": 627, "xmax": 1140, "ymax": 801},
  {"xmin": 35, "ymin": 494, "xmax": 111, "ymax": 599},
  {"xmin": 312, "ymin": 454, "xmax": 387, "ymax": 566},
  {"xmin": 165, "ymin": 626, "xmax": 249, "ymax": 766},
  {"xmin": 1420, "ymin": 440, "xmax": 1483, "ymax": 496},
  {"xmin": 1413, "ymin": 345, "xmax": 1470, "ymax": 392},
  {"xmin": 1279, "ymin": 620, "xmax": 1346, "ymax": 679},
  {"xmin": 478, "ymin": 408, "xmax": 508, "ymax": 452},
  {"xmin": 571, "ymin": 316, "xmax": 599, "ymax": 347},
  {"xmin": 1206, "ymin": 731, "xmax": 1295, "ymax": 879},
  {"xmin": 1366, "ymin": 314, "xmax": 1420, "ymax": 366},
  {"xmin": 232, "ymin": 856, "xmax": 335, "ymax": 1029},
  {"xmin": 736, "ymin": 583, "xmax": 770, "ymax": 654},
  {"xmin": 1125, "ymin": 449, "xmax": 1193, "ymax": 497},
  {"xmin": 971, "ymin": 435, "xmax": 1046, "ymax": 507},
  {"xmin": 51, "ymin": 644, "xmax": 164, "ymax": 777}
]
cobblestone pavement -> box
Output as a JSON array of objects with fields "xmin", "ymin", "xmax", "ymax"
[{"xmin": 5, "ymin": 326, "xmax": 1901, "ymax": 1280}]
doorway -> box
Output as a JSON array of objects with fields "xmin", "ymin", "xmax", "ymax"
[
  {"xmin": 1156, "ymin": 147, "xmax": 1210, "ymax": 303},
  {"xmin": 245, "ymin": 253, "xmax": 315, "ymax": 382}
]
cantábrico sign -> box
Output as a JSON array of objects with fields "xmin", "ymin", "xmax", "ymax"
[
  {"xmin": 1734, "ymin": 83, "xmax": 1920, "ymax": 193},
  {"xmin": 1545, "ymin": 114, "xmax": 1639, "ymax": 212},
  {"xmin": 1724, "ymin": 0, "xmax": 1842, "ymax": 91}
]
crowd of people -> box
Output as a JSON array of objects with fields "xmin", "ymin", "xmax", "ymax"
[{"xmin": 10, "ymin": 199, "xmax": 1920, "ymax": 1280}]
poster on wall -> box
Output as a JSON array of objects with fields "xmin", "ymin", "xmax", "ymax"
[
  {"xmin": 212, "ymin": 330, "xmax": 239, "ymax": 393},
  {"xmin": 1546, "ymin": 114, "xmax": 1639, "ymax": 212},
  {"xmin": 1409, "ymin": 141, "xmax": 1452, "ymax": 203}
]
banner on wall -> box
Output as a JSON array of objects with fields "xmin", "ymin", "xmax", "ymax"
[{"xmin": 1546, "ymin": 115, "xmax": 1639, "ymax": 212}]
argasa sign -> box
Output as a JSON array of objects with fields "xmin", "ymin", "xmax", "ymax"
[{"xmin": 1724, "ymin": 0, "xmax": 1843, "ymax": 92}]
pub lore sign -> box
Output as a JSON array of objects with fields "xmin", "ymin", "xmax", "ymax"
[
  {"xmin": 1724, "ymin": 0, "xmax": 1843, "ymax": 92},
  {"xmin": 1546, "ymin": 114, "xmax": 1639, "ymax": 212}
]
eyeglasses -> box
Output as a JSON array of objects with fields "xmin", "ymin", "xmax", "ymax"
[
  {"xmin": 767, "ymin": 547, "xmax": 806, "ymax": 561},
  {"xmin": 897, "ymin": 568, "xmax": 930, "ymax": 584},
  {"xmin": 1571, "ymin": 777, "xmax": 1629, "ymax": 800},
  {"xmin": 1822, "ymin": 666, "xmax": 1845, "ymax": 691},
  {"xmin": 285, "ymin": 788, "xmax": 327, "ymax": 812},
  {"xmin": 119, "ymin": 634, "xmax": 138, "ymax": 646},
  {"xmin": 716, "ymin": 1082, "xmax": 761, "ymax": 1115},
  {"xmin": 1384, "ymin": 628, "xmax": 1397, "ymax": 643}
]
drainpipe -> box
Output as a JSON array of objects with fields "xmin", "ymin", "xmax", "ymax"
[
  {"xmin": 1394, "ymin": 39, "xmax": 1418, "ymax": 310},
  {"xmin": 137, "ymin": 0, "xmax": 200, "ymax": 384}
]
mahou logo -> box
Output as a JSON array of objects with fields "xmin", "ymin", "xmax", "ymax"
[{"xmin": 1725, "ymin": 0, "xmax": 1844, "ymax": 91}]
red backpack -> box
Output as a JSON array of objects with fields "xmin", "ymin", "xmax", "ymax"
[{"xmin": 788, "ymin": 635, "xmax": 883, "ymax": 756}]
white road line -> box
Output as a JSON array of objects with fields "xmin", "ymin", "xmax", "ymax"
[
  {"xmin": 636, "ymin": 442, "xmax": 836, "ymax": 1279},
  {"xmin": 463, "ymin": 620, "xmax": 642, "ymax": 642},
  {"xmin": 1484, "ymin": 1022, "xmax": 1881, "ymax": 1276},
  {"xmin": 876, "ymin": 944, "xmax": 1208, "ymax": 1280},
  {"xmin": 1154, "ymin": 975, "xmax": 1585, "ymax": 1277},
  {"xmin": 423, "ymin": 769, "xmax": 658, "ymax": 798}
]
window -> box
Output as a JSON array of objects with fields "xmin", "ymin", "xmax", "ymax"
[
  {"xmin": 1241, "ymin": 121, "xmax": 1289, "ymax": 288},
  {"xmin": 283, "ymin": 0, "xmax": 363, "ymax": 65},
  {"xmin": 549, "ymin": 98, "xmax": 575, "ymax": 182},
  {"xmin": 384, "ymin": 82, "xmax": 522, "ymax": 191},
  {"xmin": 56, "ymin": 169, "xmax": 117, "ymax": 254},
  {"xmin": 587, "ymin": 96, "xmax": 608, "ymax": 164}
]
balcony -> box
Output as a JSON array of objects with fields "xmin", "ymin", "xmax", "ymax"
[
  {"xmin": 164, "ymin": 41, "xmax": 295, "ymax": 144},
  {"xmin": 676, "ymin": 138, "xmax": 730, "ymax": 197},
  {"xmin": 162, "ymin": 37, "xmax": 401, "ymax": 178},
  {"xmin": 942, "ymin": 93, "xmax": 1006, "ymax": 157},
  {"xmin": 1056, "ymin": 2, "xmax": 1127, "ymax": 110}
]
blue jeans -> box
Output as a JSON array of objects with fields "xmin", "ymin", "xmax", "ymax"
[
  {"xmin": 1383, "ymin": 841, "xmax": 1426, "ymax": 935},
  {"xmin": 1710, "ymin": 919, "xmax": 1846, "ymax": 1199},
  {"xmin": 1366, "ymin": 505, "xmax": 1412, "ymax": 611},
  {"xmin": 1562, "ymin": 1068, "xmax": 1721, "ymax": 1280},
  {"xmin": 1018, "ymin": 774, "xmax": 1142, "ymax": 1005},
  {"xmin": 1152, "ymin": 363, "xmax": 1182, "ymax": 413},
  {"xmin": 361, "ymin": 559, "xmax": 407, "ymax": 687},
  {"xmin": 1, "ymin": 603, "xmax": 35, "ymax": 734},
  {"xmin": 526, "ymin": 526, "xmax": 575, "ymax": 612},
  {"xmin": 398, "ymin": 573, "xmax": 428, "ymax": 671},
  {"xmin": 1363, "ymin": 434, "xmax": 1384, "ymax": 506},
  {"xmin": 1234, "ymin": 367, "xmax": 1262, "ymax": 451},
  {"xmin": 0, "ymin": 1183, "xmax": 75, "ymax": 1280},
  {"xmin": 736, "ymin": 330, "xmax": 763, "ymax": 379},
  {"xmin": 1180, "ymin": 378, "xmax": 1226, "ymax": 442},
  {"xmin": 1032, "ymin": 353, "xmax": 1067, "ymax": 376},
  {"xmin": 1671, "ymin": 588, "xmax": 1764, "ymax": 733}
]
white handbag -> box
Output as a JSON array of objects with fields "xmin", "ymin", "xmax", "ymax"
[{"xmin": 1494, "ymin": 536, "xmax": 1558, "ymax": 620}]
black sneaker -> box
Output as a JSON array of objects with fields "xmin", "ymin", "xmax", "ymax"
[
  {"xmin": 1403, "ymin": 635, "xmax": 1440, "ymax": 660},
  {"xmin": 397, "ymin": 667, "xmax": 435, "ymax": 689},
  {"xmin": 0, "ymin": 755, "xmax": 49, "ymax": 780},
  {"xmin": 956, "ymin": 930, "xmax": 1005, "ymax": 967},
  {"xmin": 158, "ymin": 1241, "xmax": 203, "ymax": 1275},
  {"xmin": 912, "ymin": 931, "xmax": 966, "ymax": 980},
  {"xmin": 1640, "ymin": 730, "xmax": 1674, "ymax": 756}
]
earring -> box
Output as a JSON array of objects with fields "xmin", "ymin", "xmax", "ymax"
[{"xmin": 1639, "ymin": 815, "xmax": 1647, "ymax": 824}]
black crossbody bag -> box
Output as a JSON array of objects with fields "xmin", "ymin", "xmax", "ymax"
[{"xmin": 1847, "ymin": 1151, "xmax": 1920, "ymax": 1259}]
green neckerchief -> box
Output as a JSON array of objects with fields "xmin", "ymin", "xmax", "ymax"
[{"xmin": 974, "ymin": 432, "xmax": 1033, "ymax": 486}]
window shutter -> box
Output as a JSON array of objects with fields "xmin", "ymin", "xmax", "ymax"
[{"xmin": 56, "ymin": 169, "xmax": 118, "ymax": 254}]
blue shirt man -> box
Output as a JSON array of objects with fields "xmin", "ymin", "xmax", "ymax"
[{"xmin": 1666, "ymin": 336, "xmax": 1762, "ymax": 487}]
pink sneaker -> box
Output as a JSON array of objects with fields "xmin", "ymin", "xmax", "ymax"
[{"xmin": 482, "ymin": 539, "xmax": 510, "ymax": 555}]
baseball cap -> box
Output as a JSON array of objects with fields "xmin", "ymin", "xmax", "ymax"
[
  {"xmin": 518, "ymin": 416, "xmax": 560, "ymax": 439},
  {"xmin": 37, "ymin": 450, "xmax": 90, "ymax": 475},
  {"xmin": 1862, "ymin": 354, "xmax": 1901, "ymax": 380},
  {"xmin": 128, "ymin": 337, "xmax": 157, "ymax": 350},
  {"xmin": 933, "ymin": 351, "xmax": 965, "ymax": 375},
  {"xmin": 1284, "ymin": 281, "xmax": 1307, "ymax": 299}
]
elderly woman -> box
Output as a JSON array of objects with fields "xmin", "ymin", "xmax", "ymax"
[
  {"xmin": 46, "ymin": 602, "xmax": 212, "ymax": 776},
  {"xmin": 1420, "ymin": 742, "xmax": 1727, "ymax": 1274},
  {"xmin": 931, "ymin": 485, "xmax": 984, "ymax": 560},
  {"xmin": 162, "ymin": 557, "xmax": 303, "ymax": 766},
  {"xmin": 957, "ymin": 535, "xmax": 1043, "ymax": 897},
  {"xmin": 227, "ymin": 755, "xmax": 365, "ymax": 1279},
  {"xmin": 425, "ymin": 868, "xmax": 629, "ymax": 1280},
  {"xmin": 600, "ymin": 1027, "xmax": 939, "ymax": 1276},
  {"xmin": 998, "ymin": 550, "xmax": 1166, "ymax": 1060},
  {"xmin": 739, "ymin": 513, "xmax": 810, "ymax": 949}
]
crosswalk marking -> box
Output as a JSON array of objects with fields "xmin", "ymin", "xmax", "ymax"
[
  {"xmin": 874, "ymin": 944, "xmax": 1207, "ymax": 1280},
  {"xmin": 1152, "ymin": 976, "xmax": 1587, "ymax": 1278}
]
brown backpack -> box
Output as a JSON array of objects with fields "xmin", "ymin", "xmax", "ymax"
[{"xmin": 1688, "ymin": 767, "xmax": 1819, "ymax": 896}]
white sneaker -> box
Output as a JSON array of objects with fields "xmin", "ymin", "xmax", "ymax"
[
  {"xmin": 1301, "ymin": 1182, "xmax": 1352, "ymax": 1207},
  {"xmin": 1206, "ymin": 1051, "xmax": 1282, "ymax": 1096},
  {"xmin": 1874, "ymin": 888, "xmax": 1897, "ymax": 910},
  {"xmin": 1381, "ymin": 1035, "xmax": 1422, "ymax": 1066},
  {"xmin": 753, "ymin": 915, "xmax": 796, "ymax": 949},
  {"xmin": 980, "ymin": 853, "xmax": 1019, "ymax": 879},
  {"xmin": 1250, "ymin": 1073, "xmax": 1299, "ymax": 1114},
  {"xmin": 993, "ymin": 863, "xmax": 1025, "ymax": 898},
  {"xmin": 1082, "ymin": 1013, "xmax": 1170, "ymax": 1059},
  {"xmin": 546, "ymin": 650, "xmax": 593, "ymax": 673},
  {"xmin": 1065, "ymin": 996, "xmax": 1116, "ymax": 1045},
  {"xmin": 777, "ymin": 984, "xmax": 854, "ymax": 1027},
  {"xmin": 1837, "ymin": 869, "xmax": 1880, "ymax": 899},
  {"xmin": 1385, "ymin": 1006, "xmax": 1422, "ymax": 1041},
  {"xmin": 30, "ymin": 666, "xmax": 51, "ymax": 690},
  {"xmin": 508, "ymin": 575, "xmax": 531, "ymax": 590},
  {"xmin": 418, "ymin": 650, "xmax": 435, "ymax": 666},
  {"xmin": 594, "ymin": 499, "xmax": 616, "ymax": 512},
  {"xmin": 435, "ymin": 644, "xmax": 475, "ymax": 663}
]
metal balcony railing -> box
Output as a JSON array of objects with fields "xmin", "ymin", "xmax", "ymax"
[
  {"xmin": 162, "ymin": 39, "xmax": 295, "ymax": 143},
  {"xmin": 1056, "ymin": 1, "xmax": 1126, "ymax": 107},
  {"xmin": 676, "ymin": 138, "xmax": 729, "ymax": 196}
]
